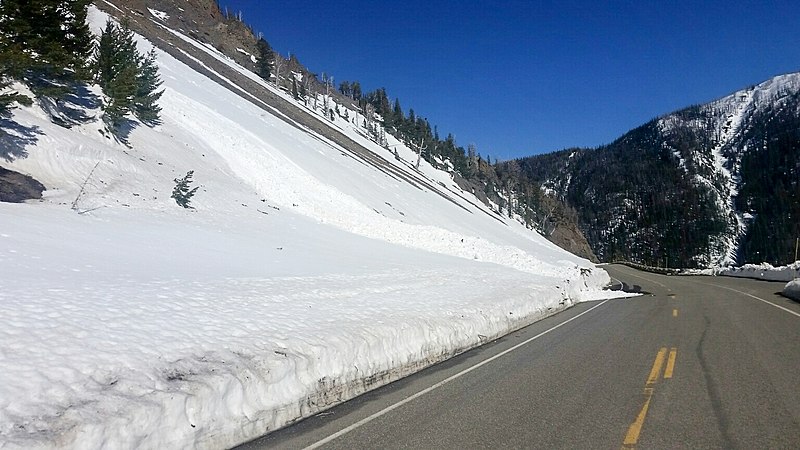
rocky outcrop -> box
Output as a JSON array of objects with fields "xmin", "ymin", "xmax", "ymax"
[
  {"xmin": 0, "ymin": 166, "xmax": 45, "ymax": 202},
  {"xmin": 548, "ymin": 221, "xmax": 597, "ymax": 262}
]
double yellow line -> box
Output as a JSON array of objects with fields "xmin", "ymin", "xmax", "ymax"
[{"xmin": 622, "ymin": 347, "xmax": 677, "ymax": 448}]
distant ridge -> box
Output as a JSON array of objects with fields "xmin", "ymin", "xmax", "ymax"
[{"xmin": 514, "ymin": 72, "xmax": 800, "ymax": 268}]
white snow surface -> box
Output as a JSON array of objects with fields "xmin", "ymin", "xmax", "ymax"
[
  {"xmin": 146, "ymin": 8, "xmax": 168, "ymax": 21},
  {"xmin": 687, "ymin": 262, "xmax": 800, "ymax": 282},
  {"xmin": 0, "ymin": 6, "xmax": 627, "ymax": 449},
  {"xmin": 783, "ymin": 279, "xmax": 800, "ymax": 301}
]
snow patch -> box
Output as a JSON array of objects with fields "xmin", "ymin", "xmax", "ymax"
[
  {"xmin": 687, "ymin": 262, "xmax": 800, "ymax": 282},
  {"xmin": 147, "ymin": 8, "xmax": 168, "ymax": 21},
  {"xmin": 783, "ymin": 279, "xmax": 800, "ymax": 301},
  {"xmin": 236, "ymin": 47, "xmax": 257, "ymax": 63}
]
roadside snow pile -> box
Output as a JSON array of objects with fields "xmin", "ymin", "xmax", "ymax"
[
  {"xmin": 687, "ymin": 262, "xmax": 800, "ymax": 282},
  {"xmin": 1, "ymin": 204, "xmax": 618, "ymax": 450},
  {"xmin": 783, "ymin": 279, "xmax": 800, "ymax": 301},
  {"xmin": 0, "ymin": 6, "xmax": 628, "ymax": 450}
]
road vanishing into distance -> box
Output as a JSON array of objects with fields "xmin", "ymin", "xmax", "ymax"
[{"xmin": 238, "ymin": 264, "xmax": 800, "ymax": 449}]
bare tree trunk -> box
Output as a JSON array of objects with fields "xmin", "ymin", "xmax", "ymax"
[
  {"xmin": 273, "ymin": 54, "xmax": 283, "ymax": 89},
  {"xmin": 414, "ymin": 138, "xmax": 425, "ymax": 169}
]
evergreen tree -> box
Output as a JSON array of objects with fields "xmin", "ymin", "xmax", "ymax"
[
  {"xmin": 171, "ymin": 171, "xmax": 199, "ymax": 208},
  {"xmin": 393, "ymin": 98, "xmax": 403, "ymax": 122},
  {"xmin": 94, "ymin": 20, "xmax": 162, "ymax": 131},
  {"xmin": 292, "ymin": 77, "xmax": 299, "ymax": 99},
  {"xmin": 0, "ymin": 64, "xmax": 32, "ymax": 116},
  {"xmin": 0, "ymin": 0, "xmax": 93, "ymax": 102},
  {"xmin": 255, "ymin": 38, "xmax": 274, "ymax": 81},
  {"xmin": 133, "ymin": 49, "xmax": 163, "ymax": 125},
  {"xmin": 367, "ymin": 87, "xmax": 392, "ymax": 129},
  {"xmin": 94, "ymin": 20, "xmax": 139, "ymax": 130},
  {"xmin": 338, "ymin": 80, "xmax": 350, "ymax": 97}
]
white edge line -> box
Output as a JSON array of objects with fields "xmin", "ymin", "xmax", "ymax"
[
  {"xmin": 699, "ymin": 282, "xmax": 800, "ymax": 318},
  {"xmin": 303, "ymin": 299, "xmax": 610, "ymax": 449}
]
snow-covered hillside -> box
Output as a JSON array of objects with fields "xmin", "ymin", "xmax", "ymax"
[
  {"xmin": 523, "ymin": 70, "xmax": 800, "ymax": 269},
  {"xmin": 0, "ymin": 7, "xmax": 625, "ymax": 449}
]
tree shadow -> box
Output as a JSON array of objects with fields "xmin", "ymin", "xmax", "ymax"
[
  {"xmin": 0, "ymin": 118, "xmax": 43, "ymax": 162},
  {"xmin": 118, "ymin": 118, "xmax": 140, "ymax": 146},
  {"xmin": 99, "ymin": 118, "xmax": 139, "ymax": 147},
  {"xmin": 39, "ymin": 84, "xmax": 102, "ymax": 127}
]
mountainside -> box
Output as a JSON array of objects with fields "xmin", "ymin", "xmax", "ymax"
[
  {"xmin": 84, "ymin": 0, "xmax": 599, "ymax": 261},
  {"xmin": 517, "ymin": 73, "xmax": 800, "ymax": 268},
  {"xmin": 0, "ymin": 2, "xmax": 619, "ymax": 448}
]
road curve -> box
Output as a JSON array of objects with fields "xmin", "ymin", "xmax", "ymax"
[{"xmin": 237, "ymin": 264, "xmax": 800, "ymax": 449}]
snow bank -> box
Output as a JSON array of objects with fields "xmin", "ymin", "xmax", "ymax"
[
  {"xmin": 0, "ymin": 204, "xmax": 619, "ymax": 450},
  {"xmin": 687, "ymin": 262, "xmax": 800, "ymax": 282},
  {"xmin": 0, "ymin": 6, "xmax": 626, "ymax": 449},
  {"xmin": 783, "ymin": 279, "xmax": 800, "ymax": 301}
]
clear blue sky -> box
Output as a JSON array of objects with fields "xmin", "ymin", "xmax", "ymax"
[{"xmin": 220, "ymin": 0, "xmax": 800, "ymax": 160}]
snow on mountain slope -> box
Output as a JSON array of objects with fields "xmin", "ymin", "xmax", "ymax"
[
  {"xmin": 658, "ymin": 72, "xmax": 800, "ymax": 265},
  {"xmin": 0, "ymin": 7, "xmax": 625, "ymax": 449}
]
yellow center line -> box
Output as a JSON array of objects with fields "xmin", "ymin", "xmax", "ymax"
[
  {"xmin": 647, "ymin": 347, "xmax": 667, "ymax": 386},
  {"xmin": 664, "ymin": 348, "xmax": 677, "ymax": 379},
  {"xmin": 623, "ymin": 348, "xmax": 671, "ymax": 447},
  {"xmin": 672, "ymin": 309, "xmax": 678, "ymax": 317},
  {"xmin": 623, "ymin": 388, "xmax": 654, "ymax": 446}
]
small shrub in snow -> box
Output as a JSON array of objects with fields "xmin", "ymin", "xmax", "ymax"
[{"xmin": 171, "ymin": 170, "xmax": 198, "ymax": 208}]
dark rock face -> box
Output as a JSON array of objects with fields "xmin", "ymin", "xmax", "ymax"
[
  {"xmin": 548, "ymin": 221, "xmax": 598, "ymax": 263},
  {"xmin": 0, "ymin": 166, "xmax": 45, "ymax": 202}
]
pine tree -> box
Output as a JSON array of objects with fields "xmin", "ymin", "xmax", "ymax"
[
  {"xmin": 133, "ymin": 49, "xmax": 163, "ymax": 125},
  {"xmin": 0, "ymin": 62, "xmax": 32, "ymax": 116},
  {"xmin": 0, "ymin": 89, "xmax": 13, "ymax": 117},
  {"xmin": 255, "ymin": 38, "xmax": 274, "ymax": 81},
  {"xmin": 94, "ymin": 20, "xmax": 162, "ymax": 131},
  {"xmin": 94, "ymin": 20, "xmax": 139, "ymax": 130},
  {"xmin": 62, "ymin": 0, "xmax": 93, "ymax": 80},
  {"xmin": 0, "ymin": 3, "xmax": 27, "ymax": 112},
  {"xmin": 0, "ymin": 84, "xmax": 26, "ymax": 117},
  {"xmin": 0, "ymin": 0, "xmax": 93, "ymax": 102},
  {"xmin": 171, "ymin": 171, "xmax": 199, "ymax": 208},
  {"xmin": 338, "ymin": 80, "xmax": 350, "ymax": 97},
  {"xmin": 393, "ymin": 98, "xmax": 403, "ymax": 120}
]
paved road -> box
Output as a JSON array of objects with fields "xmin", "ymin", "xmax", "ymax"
[{"xmin": 237, "ymin": 265, "xmax": 800, "ymax": 449}]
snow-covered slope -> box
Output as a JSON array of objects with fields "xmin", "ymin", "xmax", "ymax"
[{"xmin": 0, "ymin": 7, "xmax": 625, "ymax": 449}]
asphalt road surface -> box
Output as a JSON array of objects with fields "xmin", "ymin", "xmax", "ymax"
[{"xmin": 237, "ymin": 264, "xmax": 800, "ymax": 449}]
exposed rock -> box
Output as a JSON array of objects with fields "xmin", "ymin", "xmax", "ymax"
[
  {"xmin": 0, "ymin": 166, "xmax": 45, "ymax": 202},
  {"xmin": 547, "ymin": 220, "xmax": 598, "ymax": 262}
]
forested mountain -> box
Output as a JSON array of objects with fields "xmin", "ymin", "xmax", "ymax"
[{"xmin": 514, "ymin": 73, "xmax": 800, "ymax": 268}]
